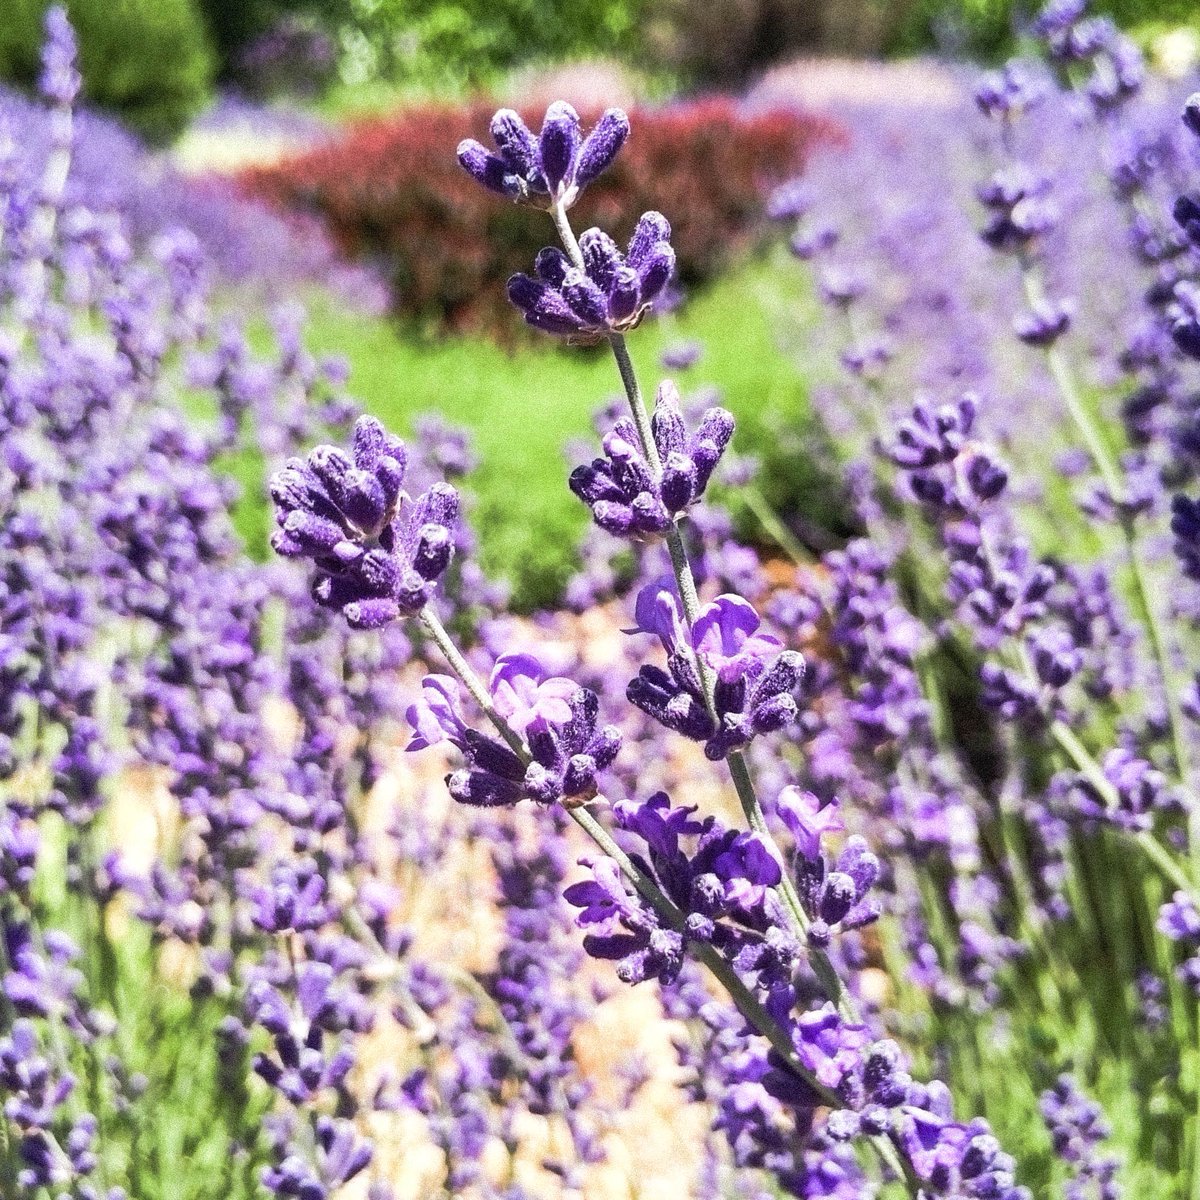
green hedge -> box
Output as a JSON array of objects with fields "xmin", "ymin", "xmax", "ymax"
[
  {"xmin": 0, "ymin": 0, "xmax": 214, "ymax": 143},
  {"xmin": 325, "ymin": 0, "xmax": 649, "ymax": 90}
]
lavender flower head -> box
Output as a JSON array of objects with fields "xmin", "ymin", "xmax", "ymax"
[
  {"xmin": 626, "ymin": 580, "xmax": 805, "ymax": 760},
  {"xmin": 570, "ymin": 380, "xmax": 734, "ymax": 536},
  {"xmin": 508, "ymin": 213, "xmax": 675, "ymax": 340},
  {"xmin": 270, "ymin": 415, "xmax": 459, "ymax": 628},
  {"xmin": 406, "ymin": 654, "xmax": 621, "ymax": 806},
  {"xmin": 457, "ymin": 103, "xmax": 629, "ymax": 209},
  {"xmin": 39, "ymin": 6, "xmax": 81, "ymax": 107}
]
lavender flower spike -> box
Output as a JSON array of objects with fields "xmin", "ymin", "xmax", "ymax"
[
  {"xmin": 270, "ymin": 415, "xmax": 459, "ymax": 628},
  {"xmin": 39, "ymin": 5, "xmax": 81, "ymax": 107},
  {"xmin": 457, "ymin": 103, "xmax": 630, "ymax": 209},
  {"xmin": 405, "ymin": 656, "xmax": 621, "ymax": 806},
  {"xmin": 508, "ymin": 213, "xmax": 675, "ymax": 340},
  {"xmin": 626, "ymin": 583, "xmax": 804, "ymax": 759},
  {"xmin": 570, "ymin": 381, "xmax": 734, "ymax": 536}
]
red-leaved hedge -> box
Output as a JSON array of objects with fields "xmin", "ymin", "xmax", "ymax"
[{"xmin": 238, "ymin": 98, "xmax": 845, "ymax": 336}]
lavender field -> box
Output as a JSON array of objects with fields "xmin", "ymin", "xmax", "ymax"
[{"xmin": 7, "ymin": 2, "xmax": 1200, "ymax": 1197}]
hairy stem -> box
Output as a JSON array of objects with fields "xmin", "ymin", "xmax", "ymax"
[
  {"xmin": 419, "ymin": 607, "xmax": 525, "ymax": 757},
  {"xmin": 551, "ymin": 203, "xmax": 860, "ymax": 1019}
]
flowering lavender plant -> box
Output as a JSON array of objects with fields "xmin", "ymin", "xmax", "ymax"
[{"xmin": 14, "ymin": 4, "xmax": 1200, "ymax": 1197}]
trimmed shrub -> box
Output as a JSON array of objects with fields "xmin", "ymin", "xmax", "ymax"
[
  {"xmin": 239, "ymin": 98, "xmax": 845, "ymax": 336},
  {"xmin": 0, "ymin": 0, "xmax": 214, "ymax": 142}
]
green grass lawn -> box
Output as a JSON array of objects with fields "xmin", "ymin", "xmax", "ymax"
[{"xmin": 275, "ymin": 252, "xmax": 830, "ymax": 607}]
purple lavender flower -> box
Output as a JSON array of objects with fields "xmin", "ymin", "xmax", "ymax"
[
  {"xmin": 1170, "ymin": 494, "xmax": 1200, "ymax": 581},
  {"xmin": 569, "ymin": 380, "xmax": 733, "ymax": 536},
  {"xmin": 883, "ymin": 396, "xmax": 1009, "ymax": 513},
  {"xmin": 507, "ymin": 214, "xmax": 675, "ymax": 339},
  {"xmin": 796, "ymin": 835, "xmax": 881, "ymax": 950},
  {"xmin": 974, "ymin": 61, "xmax": 1048, "ymax": 121},
  {"xmin": 625, "ymin": 582, "xmax": 804, "ymax": 760},
  {"xmin": 565, "ymin": 855, "xmax": 686, "ymax": 984},
  {"xmin": 1013, "ymin": 297, "xmax": 1074, "ymax": 346},
  {"xmin": 457, "ymin": 103, "xmax": 629, "ymax": 209},
  {"xmin": 38, "ymin": 6, "xmax": 81, "ymax": 108},
  {"xmin": 1039, "ymin": 1076, "xmax": 1122, "ymax": 1200},
  {"xmin": 977, "ymin": 166, "xmax": 1059, "ymax": 254},
  {"xmin": 270, "ymin": 415, "xmax": 459, "ymax": 628},
  {"xmin": 776, "ymin": 788, "xmax": 845, "ymax": 861},
  {"xmin": 766, "ymin": 179, "xmax": 812, "ymax": 222},
  {"xmin": 1160, "ymin": 892, "xmax": 1200, "ymax": 995},
  {"xmin": 660, "ymin": 339, "xmax": 703, "ymax": 371},
  {"xmin": 406, "ymin": 655, "xmax": 621, "ymax": 806}
]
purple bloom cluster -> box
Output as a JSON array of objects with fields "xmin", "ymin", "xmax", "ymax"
[
  {"xmin": 1039, "ymin": 1076, "xmax": 1122, "ymax": 1200},
  {"xmin": 406, "ymin": 654, "xmax": 621, "ymax": 806},
  {"xmin": 626, "ymin": 581, "xmax": 805, "ymax": 760},
  {"xmin": 977, "ymin": 165, "xmax": 1059, "ymax": 254},
  {"xmin": 570, "ymin": 379, "xmax": 734, "ymax": 536},
  {"xmin": 1034, "ymin": 0, "xmax": 1144, "ymax": 115},
  {"xmin": 1157, "ymin": 892, "xmax": 1200, "ymax": 994},
  {"xmin": 271, "ymin": 416, "xmax": 460, "ymax": 628},
  {"xmin": 507, "ymin": 213, "xmax": 676, "ymax": 339},
  {"xmin": 568, "ymin": 791, "xmax": 787, "ymax": 982},
  {"xmin": 457, "ymin": 103, "xmax": 629, "ymax": 209}
]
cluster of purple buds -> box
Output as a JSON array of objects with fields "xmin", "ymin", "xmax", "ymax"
[
  {"xmin": 1169, "ymin": 279, "xmax": 1200, "ymax": 361},
  {"xmin": 882, "ymin": 395, "xmax": 1009, "ymax": 514},
  {"xmin": 974, "ymin": 61, "xmax": 1048, "ymax": 122},
  {"xmin": 1170, "ymin": 494, "xmax": 1200, "ymax": 582},
  {"xmin": 810, "ymin": 1031, "xmax": 1028, "ymax": 1199},
  {"xmin": 38, "ymin": 4, "xmax": 81, "ymax": 107},
  {"xmin": 959, "ymin": 540, "xmax": 1056, "ymax": 650},
  {"xmin": 244, "ymin": 947, "xmax": 375, "ymax": 1200},
  {"xmin": 1033, "ymin": 0, "xmax": 1144, "ymax": 114},
  {"xmin": 457, "ymin": 103, "xmax": 629, "ymax": 209},
  {"xmin": 817, "ymin": 265, "xmax": 867, "ymax": 310},
  {"xmin": 977, "ymin": 166, "xmax": 1058, "ymax": 254},
  {"xmin": 765, "ymin": 179, "xmax": 812, "ymax": 222},
  {"xmin": 1069, "ymin": 748, "xmax": 1172, "ymax": 833},
  {"xmin": 507, "ymin": 213, "xmax": 675, "ymax": 340},
  {"xmin": 569, "ymin": 380, "xmax": 733, "ymax": 536},
  {"xmin": 565, "ymin": 853, "xmax": 685, "ymax": 985},
  {"xmin": 406, "ymin": 654, "xmax": 621, "ymax": 806},
  {"xmin": 1158, "ymin": 892, "xmax": 1200, "ymax": 995},
  {"xmin": 764, "ymin": 178, "xmax": 841, "ymax": 264},
  {"xmin": 270, "ymin": 415, "xmax": 459, "ymax": 628},
  {"xmin": 260, "ymin": 1115, "xmax": 373, "ymax": 1200},
  {"xmin": 1039, "ymin": 1076, "xmax": 1122, "ymax": 1200},
  {"xmin": 0, "ymin": 1024, "xmax": 103, "ymax": 1196},
  {"xmin": 1014, "ymin": 297, "xmax": 1074, "ymax": 346},
  {"xmin": 794, "ymin": 841, "xmax": 880, "ymax": 951},
  {"xmin": 1171, "ymin": 99, "xmax": 1200, "ymax": 359},
  {"xmin": 565, "ymin": 792, "xmax": 791, "ymax": 984},
  {"xmin": 625, "ymin": 582, "xmax": 804, "ymax": 760}
]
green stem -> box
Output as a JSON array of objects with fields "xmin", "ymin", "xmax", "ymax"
[
  {"xmin": 552, "ymin": 203, "xmax": 859, "ymax": 1020},
  {"xmin": 419, "ymin": 607, "xmax": 525, "ymax": 757},
  {"xmin": 1025, "ymin": 268, "xmax": 1194, "ymax": 802},
  {"xmin": 742, "ymin": 485, "xmax": 812, "ymax": 565},
  {"xmin": 1020, "ymin": 263, "xmax": 1199, "ymax": 899}
]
